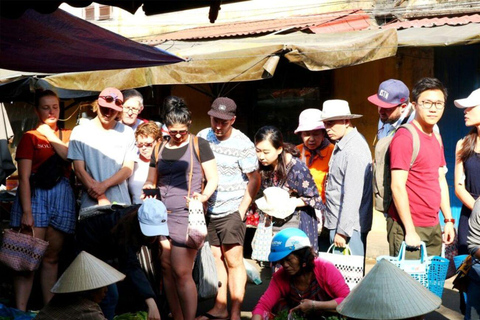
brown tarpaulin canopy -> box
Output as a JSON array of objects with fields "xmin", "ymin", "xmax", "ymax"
[{"xmin": 41, "ymin": 29, "xmax": 397, "ymax": 90}]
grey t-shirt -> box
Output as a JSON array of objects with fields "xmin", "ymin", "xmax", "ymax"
[{"xmin": 68, "ymin": 120, "xmax": 137, "ymax": 212}]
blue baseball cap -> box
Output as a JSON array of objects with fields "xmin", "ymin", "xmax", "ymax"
[
  {"xmin": 368, "ymin": 79, "xmax": 409, "ymax": 109},
  {"xmin": 138, "ymin": 198, "xmax": 168, "ymax": 237}
]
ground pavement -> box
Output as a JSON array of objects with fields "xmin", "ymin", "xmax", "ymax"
[{"xmin": 197, "ymin": 229, "xmax": 464, "ymax": 320}]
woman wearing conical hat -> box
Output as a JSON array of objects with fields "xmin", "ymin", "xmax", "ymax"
[{"xmin": 36, "ymin": 251, "xmax": 125, "ymax": 320}]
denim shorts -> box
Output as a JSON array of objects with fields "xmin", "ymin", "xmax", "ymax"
[{"xmin": 10, "ymin": 177, "xmax": 76, "ymax": 234}]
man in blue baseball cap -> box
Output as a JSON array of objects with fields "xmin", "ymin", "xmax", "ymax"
[{"xmin": 368, "ymin": 79, "xmax": 413, "ymax": 142}]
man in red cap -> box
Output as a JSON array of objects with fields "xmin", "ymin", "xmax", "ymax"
[{"xmin": 68, "ymin": 87, "xmax": 137, "ymax": 216}]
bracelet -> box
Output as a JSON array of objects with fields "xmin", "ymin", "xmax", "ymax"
[{"xmin": 444, "ymin": 218, "xmax": 455, "ymax": 224}]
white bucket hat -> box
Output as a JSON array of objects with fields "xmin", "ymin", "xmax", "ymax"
[
  {"xmin": 255, "ymin": 187, "xmax": 297, "ymax": 219},
  {"xmin": 337, "ymin": 259, "xmax": 441, "ymax": 319},
  {"xmin": 294, "ymin": 108, "xmax": 325, "ymax": 134},
  {"xmin": 51, "ymin": 251, "xmax": 125, "ymax": 294},
  {"xmin": 320, "ymin": 99, "xmax": 362, "ymax": 121},
  {"xmin": 454, "ymin": 88, "xmax": 480, "ymax": 108}
]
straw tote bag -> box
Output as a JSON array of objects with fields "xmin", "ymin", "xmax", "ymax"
[
  {"xmin": 0, "ymin": 228, "xmax": 49, "ymax": 271},
  {"xmin": 185, "ymin": 135, "xmax": 207, "ymax": 250}
]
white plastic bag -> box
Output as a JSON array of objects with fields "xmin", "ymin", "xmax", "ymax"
[
  {"xmin": 192, "ymin": 240, "xmax": 218, "ymax": 300},
  {"xmin": 244, "ymin": 259, "xmax": 262, "ymax": 285}
]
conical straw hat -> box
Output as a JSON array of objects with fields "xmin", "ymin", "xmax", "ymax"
[
  {"xmin": 51, "ymin": 251, "xmax": 125, "ymax": 293},
  {"xmin": 337, "ymin": 259, "xmax": 441, "ymax": 319}
]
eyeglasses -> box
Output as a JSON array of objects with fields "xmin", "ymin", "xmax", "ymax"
[
  {"xmin": 136, "ymin": 142, "xmax": 154, "ymax": 148},
  {"xmin": 124, "ymin": 107, "xmax": 141, "ymax": 114},
  {"xmin": 169, "ymin": 130, "xmax": 188, "ymax": 136},
  {"xmin": 100, "ymin": 96, "xmax": 123, "ymax": 107},
  {"xmin": 419, "ymin": 100, "xmax": 445, "ymax": 110}
]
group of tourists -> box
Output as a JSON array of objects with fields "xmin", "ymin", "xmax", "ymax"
[{"xmin": 5, "ymin": 76, "xmax": 480, "ymax": 320}]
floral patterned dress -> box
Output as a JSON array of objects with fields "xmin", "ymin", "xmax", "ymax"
[{"xmin": 262, "ymin": 157, "xmax": 324, "ymax": 252}]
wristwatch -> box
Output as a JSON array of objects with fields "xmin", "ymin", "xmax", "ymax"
[{"xmin": 444, "ymin": 218, "xmax": 455, "ymax": 224}]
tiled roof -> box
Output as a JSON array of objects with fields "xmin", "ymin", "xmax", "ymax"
[
  {"xmin": 138, "ymin": 9, "xmax": 375, "ymax": 44},
  {"xmin": 381, "ymin": 14, "xmax": 480, "ymax": 29}
]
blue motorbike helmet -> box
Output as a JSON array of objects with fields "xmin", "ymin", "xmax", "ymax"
[{"xmin": 268, "ymin": 228, "xmax": 311, "ymax": 262}]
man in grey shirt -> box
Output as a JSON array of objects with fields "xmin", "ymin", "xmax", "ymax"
[
  {"xmin": 321, "ymin": 99, "xmax": 373, "ymax": 256},
  {"xmin": 68, "ymin": 87, "xmax": 137, "ymax": 215}
]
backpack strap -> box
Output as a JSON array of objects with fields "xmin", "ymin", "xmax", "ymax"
[{"xmin": 400, "ymin": 123, "xmax": 420, "ymax": 168}]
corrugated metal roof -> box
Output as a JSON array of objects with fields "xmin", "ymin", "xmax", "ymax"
[
  {"xmin": 138, "ymin": 9, "xmax": 376, "ymax": 45},
  {"xmin": 382, "ymin": 14, "xmax": 480, "ymax": 29}
]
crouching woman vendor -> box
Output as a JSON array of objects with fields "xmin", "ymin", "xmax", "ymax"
[{"xmin": 251, "ymin": 228, "xmax": 349, "ymax": 320}]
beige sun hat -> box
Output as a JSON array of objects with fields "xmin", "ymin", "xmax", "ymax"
[
  {"xmin": 255, "ymin": 187, "xmax": 297, "ymax": 219},
  {"xmin": 51, "ymin": 251, "xmax": 125, "ymax": 294},
  {"xmin": 320, "ymin": 99, "xmax": 362, "ymax": 121},
  {"xmin": 337, "ymin": 259, "xmax": 441, "ymax": 319}
]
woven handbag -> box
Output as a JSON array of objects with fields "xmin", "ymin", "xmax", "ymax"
[
  {"xmin": 186, "ymin": 199, "xmax": 207, "ymax": 250},
  {"xmin": 318, "ymin": 244, "xmax": 364, "ymax": 290},
  {"xmin": 0, "ymin": 228, "xmax": 49, "ymax": 272},
  {"xmin": 376, "ymin": 241, "xmax": 449, "ymax": 298}
]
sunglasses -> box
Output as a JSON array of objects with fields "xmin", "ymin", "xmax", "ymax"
[
  {"xmin": 136, "ymin": 142, "xmax": 154, "ymax": 148},
  {"xmin": 100, "ymin": 95, "xmax": 123, "ymax": 107},
  {"xmin": 169, "ymin": 130, "xmax": 189, "ymax": 136}
]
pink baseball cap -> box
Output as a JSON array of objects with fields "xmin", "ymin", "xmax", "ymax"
[{"xmin": 98, "ymin": 87, "xmax": 124, "ymax": 112}]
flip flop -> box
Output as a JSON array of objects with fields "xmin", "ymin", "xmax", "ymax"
[{"xmin": 198, "ymin": 312, "xmax": 230, "ymax": 320}]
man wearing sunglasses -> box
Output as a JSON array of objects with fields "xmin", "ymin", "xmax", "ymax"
[
  {"xmin": 197, "ymin": 97, "xmax": 260, "ymax": 320},
  {"xmin": 68, "ymin": 87, "xmax": 137, "ymax": 216}
]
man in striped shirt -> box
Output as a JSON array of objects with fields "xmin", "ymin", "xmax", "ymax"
[{"xmin": 197, "ymin": 97, "xmax": 260, "ymax": 320}]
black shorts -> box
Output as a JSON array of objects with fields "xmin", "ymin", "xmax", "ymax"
[{"xmin": 207, "ymin": 211, "xmax": 246, "ymax": 246}]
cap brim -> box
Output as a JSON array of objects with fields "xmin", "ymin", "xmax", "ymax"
[
  {"xmin": 140, "ymin": 223, "xmax": 169, "ymax": 237},
  {"xmin": 320, "ymin": 114, "xmax": 363, "ymax": 121},
  {"xmin": 454, "ymin": 97, "xmax": 479, "ymax": 108},
  {"xmin": 207, "ymin": 109, "xmax": 234, "ymax": 120},
  {"xmin": 294, "ymin": 124, "xmax": 325, "ymax": 134},
  {"xmin": 98, "ymin": 101, "xmax": 123, "ymax": 112},
  {"xmin": 268, "ymin": 250, "xmax": 290, "ymax": 262},
  {"xmin": 367, "ymin": 94, "xmax": 399, "ymax": 109}
]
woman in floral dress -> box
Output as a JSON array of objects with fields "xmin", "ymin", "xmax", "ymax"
[{"xmin": 254, "ymin": 125, "xmax": 324, "ymax": 252}]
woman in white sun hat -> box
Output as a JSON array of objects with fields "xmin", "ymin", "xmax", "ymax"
[{"xmin": 294, "ymin": 108, "xmax": 333, "ymax": 204}]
